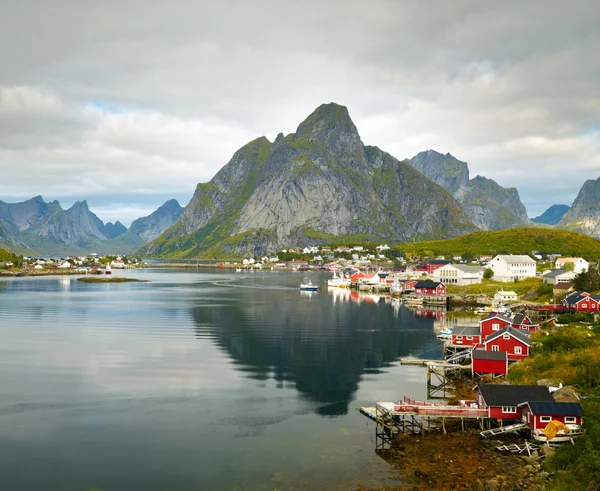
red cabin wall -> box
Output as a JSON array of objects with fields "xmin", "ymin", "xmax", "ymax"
[
  {"xmin": 472, "ymin": 358, "xmax": 507, "ymax": 375},
  {"xmin": 489, "ymin": 406, "xmax": 523, "ymax": 419},
  {"xmin": 485, "ymin": 338, "xmax": 529, "ymax": 360},
  {"xmin": 452, "ymin": 335, "xmax": 481, "ymax": 346},
  {"xmin": 480, "ymin": 318, "xmax": 512, "ymax": 339},
  {"xmin": 526, "ymin": 412, "xmax": 582, "ymax": 430}
]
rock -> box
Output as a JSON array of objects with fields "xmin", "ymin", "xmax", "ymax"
[
  {"xmin": 472, "ymin": 479, "xmax": 484, "ymax": 491},
  {"xmin": 142, "ymin": 103, "xmax": 478, "ymax": 257},
  {"xmin": 558, "ymin": 177, "xmax": 600, "ymax": 238},
  {"xmin": 129, "ymin": 199, "xmax": 184, "ymax": 242},
  {"xmin": 539, "ymin": 471, "xmax": 550, "ymax": 480},
  {"xmin": 484, "ymin": 478, "xmax": 499, "ymax": 490}
]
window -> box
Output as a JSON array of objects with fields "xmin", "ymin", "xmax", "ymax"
[
  {"xmin": 456, "ymin": 336, "xmax": 463, "ymax": 340},
  {"xmin": 492, "ymin": 323, "xmax": 500, "ymax": 331},
  {"xmin": 492, "ymin": 345, "xmax": 499, "ymax": 352},
  {"xmin": 582, "ymin": 304, "xmax": 588, "ymax": 308},
  {"xmin": 514, "ymin": 346, "xmax": 522, "ymax": 355},
  {"xmin": 540, "ymin": 416, "xmax": 551, "ymax": 423},
  {"xmin": 467, "ymin": 336, "xmax": 473, "ymax": 340},
  {"xmin": 503, "ymin": 333, "xmax": 510, "ymax": 340},
  {"xmin": 565, "ymin": 417, "xmax": 577, "ymax": 424},
  {"xmin": 502, "ymin": 407, "xmax": 517, "ymax": 413}
]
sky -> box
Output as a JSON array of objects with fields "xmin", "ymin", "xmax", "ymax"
[{"xmin": 1, "ymin": 1, "xmax": 599, "ymax": 226}]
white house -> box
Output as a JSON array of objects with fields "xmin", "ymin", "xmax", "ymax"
[
  {"xmin": 543, "ymin": 269, "xmax": 576, "ymax": 285},
  {"xmin": 555, "ymin": 257, "xmax": 589, "ymax": 274},
  {"xmin": 433, "ymin": 264, "xmax": 485, "ymax": 286},
  {"xmin": 111, "ymin": 258, "xmax": 125, "ymax": 269},
  {"xmin": 59, "ymin": 261, "xmax": 72, "ymax": 269},
  {"xmin": 489, "ymin": 255, "xmax": 536, "ymax": 282},
  {"xmin": 494, "ymin": 290, "xmax": 518, "ymax": 302},
  {"xmin": 376, "ymin": 244, "xmax": 390, "ymax": 251}
]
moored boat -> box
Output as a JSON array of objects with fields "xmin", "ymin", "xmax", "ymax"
[
  {"xmin": 532, "ymin": 424, "xmax": 582, "ymax": 443},
  {"xmin": 300, "ymin": 281, "xmax": 319, "ymax": 291}
]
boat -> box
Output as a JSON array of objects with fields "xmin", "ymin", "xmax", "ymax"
[
  {"xmin": 236, "ymin": 268, "xmax": 242, "ymax": 273},
  {"xmin": 327, "ymin": 272, "xmax": 350, "ymax": 289},
  {"xmin": 104, "ymin": 265, "xmax": 112, "ymax": 275},
  {"xmin": 404, "ymin": 295, "xmax": 424, "ymax": 306},
  {"xmin": 532, "ymin": 424, "xmax": 582, "ymax": 443},
  {"xmin": 436, "ymin": 326, "xmax": 453, "ymax": 339},
  {"xmin": 300, "ymin": 281, "xmax": 319, "ymax": 291},
  {"xmin": 390, "ymin": 280, "xmax": 401, "ymax": 295}
]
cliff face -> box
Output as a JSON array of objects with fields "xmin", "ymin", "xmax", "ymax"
[
  {"xmin": 129, "ymin": 199, "xmax": 183, "ymax": 242},
  {"xmin": 558, "ymin": 178, "xmax": 600, "ymax": 238},
  {"xmin": 407, "ymin": 150, "xmax": 530, "ymax": 231},
  {"xmin": 143, "ymin": 103, "xmax": 477, "ymax": 257},
  {"xmin": 0, "ymin": 196, "xmax": 178, "ymax": 255},
  {"xmin": 532, "ymin": 204, "xmax": 570, "ymax": 225}
]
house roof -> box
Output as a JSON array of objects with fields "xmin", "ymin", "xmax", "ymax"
[
  {"xmin": 495, "ymin": 255, "xmax": 536, "ymax": 264},
  {"xmin": 452, "ymin": 326, "xmax": 481, "ymax": 337},
  {"xmin": 543, "ymin": 269, "xmax": 574, "ymax": 278},
  {"xmin": 428, "ymin": 260, "xmax": 451, "ymax": 265},
  {"xmin": 519, "ymin": 401, "xmax": 584, "ymax": 416},
  {"xmin": 414, "ymin": 281, "xmax": 443, "ymax": 289},
  {"xmin": 452, "ymin": 264, "xmax": 485, "ymax": 273},
  {"xmin": 477, "ymin": 384, "xmax": 554, "ymax": 406},
  {"xmin": 472, "ymin": 349, "xmax": 507, "ymax": 361},
  {"xmin": 565, "ymin": 292, "xmax": 595, "ymax": 304},
  {"xmin": 484, "ymin": 326, "xmax": 531, "ymax": 346},
  {"xmin": 481, "ymin": 313, "xmax": 513, "ymax": 324},
  {"xmin": 553, "ymin": 282, "xmax": 573, "ymax": 290},
  {"xmin": 512, "ymin": 314, "xmax": 533, "ymax": 326},
  {"xmin": 495, "ymin": 290, "xmax": 517, "ymax": 296},
  {"xmin": 557, "ymin": 257, "xmax": 585, "ymax": 264}
]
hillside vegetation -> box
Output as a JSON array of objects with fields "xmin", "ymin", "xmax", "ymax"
[
  {"xmin": 395, "ymin": 228, "xmax": 600, "ymax": 259},
  {"xmin": 0, "ymin": 246, "xmax": 19, "ymax": 263},
  {"xmin": 508, "ymin": 324, "xmax": 600, "ymax": 490}
]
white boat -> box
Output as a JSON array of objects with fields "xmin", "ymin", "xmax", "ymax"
[
  {"xmin": 236, "ymin": 268, "xmax": 242, "ymax": 273},
  {"xmin": 390, "ymin": 280, "xmax": 401, "ymax": 295},
  {"xmin": 327, "ymin": 272, "xmax": 350, "ymax": 289},
  {"xmin": 105, "ymin": 265, "xmax": 112, "ymax": 275},
  {"xmin": 532, "ymin": 424, "xmax": 582, "ymax": 443},
  {"xmin": 436, "ymin": 327, "xmax": 453, "ymax": 339},
  {"xmin": 300, "ymin": 281, "xmax": 318, "ymax": 291}
]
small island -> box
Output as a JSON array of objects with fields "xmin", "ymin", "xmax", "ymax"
[{"xmin": 77, "ymin": 277, "xmax": 149, "ymax": 284}]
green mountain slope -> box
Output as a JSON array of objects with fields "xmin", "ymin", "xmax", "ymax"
[
  {"xmin": 396, "ymin": 228, "xmax": 600, "ymax": 258},
  {"xmin": 142, "ymin": 103, "xmax": 477, "ymax": 258}
]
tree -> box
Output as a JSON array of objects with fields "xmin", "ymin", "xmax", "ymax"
[
  {"xmin": 563, "ymin": 261, "xmax": 575, "ymax": 271},
  {"xmin": 483, "ymin": 268, "xmax": 493, "ymax": 279},
  {"xmin": 461, "ymin": 251, "xmax": 474, "ymax": 263}
]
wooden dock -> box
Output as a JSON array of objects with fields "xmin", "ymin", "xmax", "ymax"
[{"xmin": 399, "ymin": 358, "xmax": 446, "ymax": 366}]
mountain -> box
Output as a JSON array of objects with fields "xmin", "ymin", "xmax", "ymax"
[
  {"xmin": 532, "ymin": 204, "xmax": 570, "ymax": 225},
  {"xmin": 407, "ymin": 150, "xmax": 530, "ymax": 231},
  {"xmin": 105, "ymin": 221, "xmax": 128, "ymax": 239},
  {"xmin": 0, "ymin": 196, "xmax": 183, "ymax": 256},
  {"xmin": 558, "ymin": 178, "xmax": 600, "ymax": 238},
  {"xmin": 142, "ymin": 103, "xmax": 477, "ymax": 258},
  {"xmin": 129, "ymin": 199, "xmax": 183, "ymax": 242}
]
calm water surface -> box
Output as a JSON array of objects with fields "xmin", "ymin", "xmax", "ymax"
[{"xmin": 0, "ymin": 269, "xmax": 447, "ymax": 491}]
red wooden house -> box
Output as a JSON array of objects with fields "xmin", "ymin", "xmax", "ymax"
[
  {"xmin": 562, "ymin": 291, "xmax": 600, "ymax": 312},
  {"xmin": 402, "ymin": 280, "xmax": 418, "ymax": 291},
  {"xmin": 480, "ymin": 313, "xmax": 513, "ymax": 339},
  {"xmin": 472, "ymin": 349, "xmax": 508, "ymax": 376},
  {"xmin": 350, "ymin": 271, "xmax": 365, "ymax": 283},
  {"xmin": 451, "ymin": 326, "xmax": 482, "ymax": 347},
  {"xmin": 475, "ymin": 384, "xmax": 554, "ymax": 420},
  {"xmin": 511, "ymin": 313, "xmax": 538, "ymax": 332},
  {"xmin": 413, "ymin": 281, "xmax": 446, "ymax": 296},
  {"xmin": 519, "ymin": 401, "xmax": 583, "ymax": 432},
  {"xmin": 425, "ymin": 259, "xmax": 451, "ymax": 275},
  {"xmin": 483, "ymin": 327, "xmax": 531, "ymax": 361}
]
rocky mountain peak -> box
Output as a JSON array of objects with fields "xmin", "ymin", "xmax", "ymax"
[
  {"xmin": 294, "ymin": 103, "xmax": 363, "ymax": 156},
  {"xmin": 558, "ymin": 177, "xmax": 600, "ymax": 238}
]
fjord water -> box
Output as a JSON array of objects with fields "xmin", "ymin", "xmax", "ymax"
[{"xmin": 0, "ymin": 269, "xmax": 444, "ymax": 491}]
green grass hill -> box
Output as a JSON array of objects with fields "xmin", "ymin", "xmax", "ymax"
[
  {"xmin": 0, "ymin": 246, "xmax": 19, "ymax": 263},
  {"xmin": 395, "ymin": 227, "xmax": 600, "ymax": 260}
]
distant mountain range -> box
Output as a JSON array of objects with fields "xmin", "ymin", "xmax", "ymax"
[
  {"xmin": 0, "ymin": 196, "xmax": 183, "ymax": 256},
  {"xmin": 4, "ymin": 102, "xmax": 600, "ymax": 258},
  {"xmin": 406, "ymin": 150, "xmax": 530, "ymax": 231},
  {"xmin": 532, "ymin": 204, "xmax": 571, "ymax": 225}
]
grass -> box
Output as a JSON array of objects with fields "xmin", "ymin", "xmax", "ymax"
[
  {"xmin": 446, "ymin": 277, "xmax": 544, "ymax": 298},
  {"xmin": 507, "ymin": 322, "xmax": 600, "ymax": 490},
  {"xmin": 396, "ymin": 228, "xmax": 600, "ymax": 259},
  {"xmin": 77, "ymin": 277, "xmax": 148, "ymax": 283}
]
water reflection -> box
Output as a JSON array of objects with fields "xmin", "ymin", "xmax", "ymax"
[{"xmin": 191, "ymin": 286, "xmax": 443, "ymax": 416}]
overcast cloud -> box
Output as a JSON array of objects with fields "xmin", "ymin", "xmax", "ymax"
[{"xmin": 1, "ymin": 0, "xmax": 599, "ymax": 225}]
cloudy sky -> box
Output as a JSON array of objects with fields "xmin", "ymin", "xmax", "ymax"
[{"xmin": 1, "ymin": 1, "xmax": 599, "ymax": 225}]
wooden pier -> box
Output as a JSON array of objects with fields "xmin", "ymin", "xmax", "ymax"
[{"xmin": 359, "ymin": 397, "xmax": 489, "ymax": 450}]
